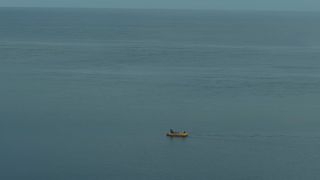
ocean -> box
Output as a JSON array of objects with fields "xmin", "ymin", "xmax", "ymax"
[{"xmin": 1, "ymin": 7, "xmax": 320, "ymax": 180}]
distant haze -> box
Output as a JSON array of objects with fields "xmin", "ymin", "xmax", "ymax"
[{"xmin": 1, "ymin": 0, "xmax": 320, "ymax": 11}]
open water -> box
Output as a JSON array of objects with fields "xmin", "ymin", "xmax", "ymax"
[{"xmin": 1, "ymin": 8, "xmax": 320, "ymax": 180}]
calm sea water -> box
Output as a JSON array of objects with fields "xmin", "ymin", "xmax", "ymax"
[{"xmin": 1, "ymin": 8, "xmax": 320, "ymax": 180}]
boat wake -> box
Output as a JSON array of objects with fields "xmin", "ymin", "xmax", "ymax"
[{"xmin": 189, "ymin": 133, "xmax": 320, "ymax": 141}]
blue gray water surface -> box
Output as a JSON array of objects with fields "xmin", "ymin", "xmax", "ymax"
[{"xmin": 1, "ymin": 8, "xmax": 320, "ymax": 180}]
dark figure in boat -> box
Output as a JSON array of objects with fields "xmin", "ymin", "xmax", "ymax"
[{"xmin": 167, "ymin": 129, "xmax": 189, "ymax": 137}]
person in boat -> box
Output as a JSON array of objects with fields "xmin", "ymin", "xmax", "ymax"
[{"xmin": 170, "ymin": 129, "xmax": 175, "ymax": 134}]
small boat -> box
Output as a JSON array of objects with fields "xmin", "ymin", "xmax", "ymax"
[{"xmin": 166, "ymin": 131, "xmax": 189, "ymax": 137}]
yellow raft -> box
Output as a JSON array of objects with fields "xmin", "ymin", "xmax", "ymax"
[{"xmin": 166, "ymin": 132, "xmax": 189, "ymax": 137}]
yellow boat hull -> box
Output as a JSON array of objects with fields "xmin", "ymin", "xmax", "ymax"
[{"xmin": 166, "ymin": 132, "xmax": 189, "ymax": 137}]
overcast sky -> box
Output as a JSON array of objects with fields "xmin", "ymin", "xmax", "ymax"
[{"xmin": 1, "ymin": 0, "xmax": 320, "ymax": 11}]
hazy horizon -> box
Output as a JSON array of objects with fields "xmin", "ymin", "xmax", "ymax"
[
  {"xmin": 1, "ymin": 0, "xmax": 320, "ymax": 12},
  {"xmin": 1, "ymin": 6, "xmax": 320, "ymax": 14}
]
